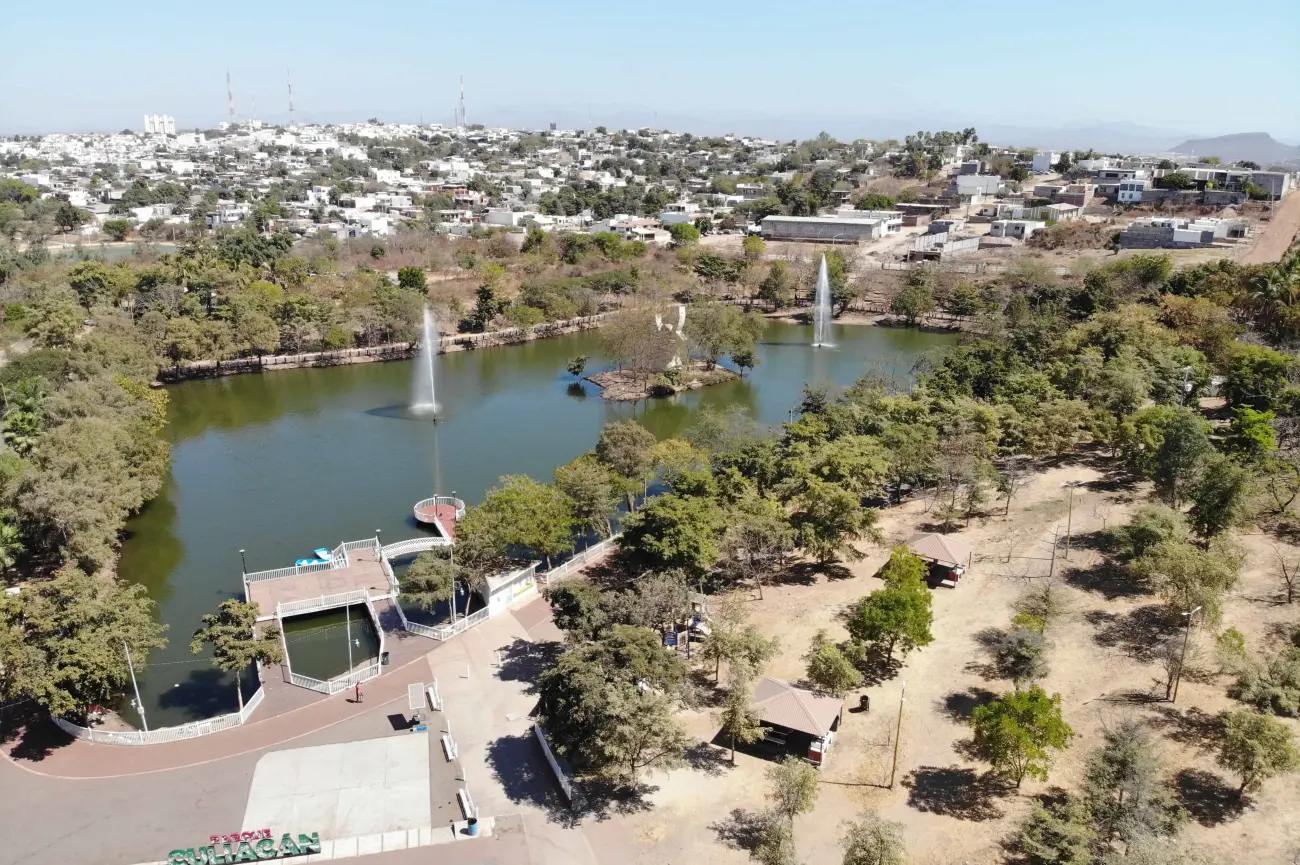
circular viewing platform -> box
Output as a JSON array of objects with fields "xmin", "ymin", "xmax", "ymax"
[{"xmin": 413, "ymin": 496, "xmax": 466, "ymax": 538}]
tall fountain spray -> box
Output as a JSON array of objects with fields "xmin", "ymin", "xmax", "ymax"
[
  {"xmin": 411, "ymin": 307, "xmax": 438, "ymax": 414},
  {"xmin": 811, "ymin": 254, "xmax": 834, "ymax": 348}
]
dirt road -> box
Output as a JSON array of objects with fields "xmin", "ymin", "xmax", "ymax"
[{"xmin": 1240, "ymin": 189, "xmax": 1300, "ymax": 264}]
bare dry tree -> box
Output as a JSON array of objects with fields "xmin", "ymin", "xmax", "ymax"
[{"xmin": 1274, "ymin": 547, "xmax": 1298, "ymax": 604}]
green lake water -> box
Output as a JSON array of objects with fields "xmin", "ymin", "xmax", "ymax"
[{"xmin": 116, "ymin": 319, "xmax": 953, "ymax": 726}]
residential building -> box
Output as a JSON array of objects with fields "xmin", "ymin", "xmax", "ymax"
[
  {"xmin": 1117, "ymin": 178, "xmax": 1149, "ymax": 204},
  {"xmin": 988, "ymin": 219, "xmax": 1046, "ymax": 241},
  {"xmin": 1032, "ymin": 151, "xmax": 1061, "ymax": 173},
  {"xmin": 143, "ymin": 114, "xmax": 176, "ymax": 135},
  {"xmin": 760, "ymin": 215, "xmax": 884, "ymax": 243}
]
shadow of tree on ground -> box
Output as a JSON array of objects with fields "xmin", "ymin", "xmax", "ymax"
[
  {"xmin": 903, "ymin": 765, "xmax": 1011, "ymax": 821},
  {"xmin": 938, "ymin": 687, "xmax": 998, "ymax": 722},
  {"xmin": 1175, "ymin": 768, "xmax": 1248, "ymax": 826},
  {"xmin": 709, "ymin": 807, "xmax": 771, "ymax": 853},
  {"xmin": 1087, "ymin": 604, "xmax": 1180, "ymax": 662},
  {"xmin": 1145, "ymin": 704, "xmax": 1225, "ymax": 753},
  {"xmin": 496, "ymin": 638, "xmax": 562, "ymax": 695}
]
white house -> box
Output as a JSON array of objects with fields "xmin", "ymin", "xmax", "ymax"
[
  {"xmin": 1032, "ymin": 151, "xmax": 1061, "ymax": 174},
  {"xmin": 988, "ymin": 219, "xmax": 1046, "ymax": 241},
  {"xmin": 1117, "ymin": 178, "xmax": 1150, "ymax": 204}
]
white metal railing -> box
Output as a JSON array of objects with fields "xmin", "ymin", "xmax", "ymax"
[
  {"xmin": 542, "ymin": 534, "xmax": 622, "ymax": 585},
  {"xmin": 243, "ymin": 539, "xmax": 373, "ymax": 583},
  {"xmin": 413, "ymin": 496, "xmax": 467, "ymax": 521},
  {"xmin": 51, "ymin": 684, "xmax": 267, "ymax": 746},
  {"xmin": 277, "ymin": 589, "xmax": 369, "ymax": 619},
  {"xmin": 534, "ymin": 723, "xmax": 576, "ymax": 804},
  {"xmin": 381, "ymin": 537, "xmax": 451, "ymax": 559}
]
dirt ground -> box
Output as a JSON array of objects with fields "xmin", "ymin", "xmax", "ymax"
[
  {"xmin": 598, "ymin": 459, "xmax": 1300, "ymax": 865},
  {"xmin": 1241, "ymin": 190, "xmax": 1300, "ymax": 265}
]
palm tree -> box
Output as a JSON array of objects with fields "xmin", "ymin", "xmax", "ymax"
[
  {"xmin": 190, "ymin": 599, "xmax": 283, "ymax": 714},
  {"xmin": 0, "ymin": 515, "xmax": 23, "ymax": 576}
]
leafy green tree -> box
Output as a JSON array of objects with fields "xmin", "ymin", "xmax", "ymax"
[
  {"xmin": 840, "ymin": 813, "xmax": 906, "ymax": 865},
  {"xmin": 1152, "ymin": 409, "xmax": 1214, "ymax": 507},
  {"xmin": 699, "ymin": 592, "xmax": 780, "ymax": 683},
  {"xmin": 554, "ymin": 455, "xmax": 619, "ymax": 538},
  {"xmin": 399, "ymin": 548, "xmax": 465, "ymax": 614},
  {"xmin": 721, "ymin": 495, "xmax": 794, "ymax": 598},
  {"xmin": 1084, "ymin": 719, "xmax": 1186, "ymax": 844},
  {"xmin": 757, "ymin": 260, "xmax": 793, "ymax": 310},
  {"xmin": 715, "ymin": 666, "xmax": 765, "ymax": 763},
  {"xmin": 1, "ymin": 378, "xmax": 49, "ymax": 455},
  {"xmin": 1187, "ymin": 455, "xmax": 1253, "ymax": 537},
  {"xmin": 396, "ymin": 266, "xmax": 427, "ymax": 292},
  {"xmin": 14, "ymin": 564, "xmax": 167, "ymax": 719},
  {"xmin": 1222, "ymin": 344, "xmax": 1292, "ymax": 411},
  {"xmin": 619, "ymin": 492, "xmax": 725, "ymax": 577},
  {"xmin": 536, "ymin": 625, "xmax": 687, "ymax": 778},
  {"xmin": 847, "ymin": 580, "xmax": 934, "ymax": 664},
  {"xmin": 26, "ymin": 287, "xmax": 85, "ymax": 349},
  {"xmin": 891, "ymin": 269, "xmax": 937, "ymax": 324},
  {"xmin": 804, "ymin": 630, "xmax": 864, "ymax": 697},
  {"xmin": 102, "ymin": 219, "xmax": 131, "ymax": 242},
  {"xmin": 793, "ymin": 479, "xmax": 874, "ymax": 564},
  {"xmin": 1231, "ymin": 645, "xmax": 1300, "ymax": 716},
  {"xmin": 0, "ymin": 513, "xmax": 23, "ymax": 576},
  {"xmin": 879, "ymin": 546, "xmax": 928, "ymax": 587},
  {"xmin": 971, "ymin": 686, "xmax": 1074, "ymax": 787},
  {"xmin": 53, "ymin": 201, "xmax": 89, "ymax": 233},
  {"xmin": 753, "ymin": 816, "xmax": 797, "ymax": 865},
  {"xmin": 766, "ymin": 755, "xmax": 820, "ymax": 828},
  {"xmin": 1218, "ymin": 709, "xmax": 1299, "ymax": 796},
  {"xmin": 1109, "ymin": 504, "xmax": 1188, "ymax": 561},
  {"xmin": 742, "ymin": 235, "xmax": 767, "ymax": 261},
  {"xmin": 1159, "ymin": 172, "xmax": 1193, "ymax": 190},
  {"xmin": 853, "ymin": 192, "xmax": 897, "ymax": 211},
  {"xmin": 595, "ymin": 419, "xmax": 657, "ymax": 509},
  {"xmin": 995, "ymin": 626, "xmax": 1049, "ymax": 689},
  {"xmin": 667, "ymin": 222, "xmax": 701, "ymax": 247},
  {"xmin": 189, "ymin": 599, "xmax": 283, "ymax": 714},
  {"xmin": 545, "ymin": 581, "xmax": 610, "ymax": 643},
  {"xmin": 459, "ymin": 475, "xmax": 576, "ymax": 568},
  {"xmin": 1133, "ymin": 538, "xmax": 1243, "ymax": 627},
  {"xmin": 566, "ymin": 354, "xmax": 588, "ymax": 379},
  {"xmin": 682, "ymin": 303, "xmax": 766, "ymax": 369},
  {"xmin": 1016, "ymin": 797, "xmax": 1095, "ymax": 865}
]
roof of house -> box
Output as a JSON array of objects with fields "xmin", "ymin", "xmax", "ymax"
[
  {"xmin": 751, "ymin": 676, "xmax": 842, "ymax": 738},
  {"xmin": 906, "ymin": 532, "xmax": 975, "ymax": 568}
]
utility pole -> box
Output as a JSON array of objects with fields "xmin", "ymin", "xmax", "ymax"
[
  {"xmin": 287, "ymin": 69, "xmax": 294, "ymax": 126},
  {"xmin": 1172, "ymin": 606, "xmax": 1202, "ymax": 703},
  {"xmin": 123, "ymin": 640, "xmax": 148, "ymax": 733},
  {"xmin": 889, "ymin": 680, "xmax": 906, "ymax": 788},
  {"xmin": 226, "ymin": 70, "xmax": 235, "ymax": 124},
  {"xmin": 458, "ymin": 75, "xmax": 466, "ymax": 128},
  {"xmin": 1048, "ymin": 527, "xmax": 1059, "ymax": 579},
  {"xmin": 1063, "ymin": 481, "xmax": 1077, "ymax": 559}
]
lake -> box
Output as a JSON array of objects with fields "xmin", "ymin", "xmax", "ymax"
[{"xmin": 116, "ymin": 319, "xmax": 954, "ymax": 727}]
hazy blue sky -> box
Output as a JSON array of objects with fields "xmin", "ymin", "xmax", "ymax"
[{"xmin": 2, "ymin": 0, "xmax": 1298, "ymax": 142}]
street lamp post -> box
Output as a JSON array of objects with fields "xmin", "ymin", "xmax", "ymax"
[
  {"xmin": 123, "ymin": 640, "xmax": 148, "ymax": 733},
  {"xmin": 239, "ymin": 549, "xmax": 247, "ymax": 575},
  {"xmin": 1172, "ymin": 605, "xmax": 1203, "ymax": 703}
]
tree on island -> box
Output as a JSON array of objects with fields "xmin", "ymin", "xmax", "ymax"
[
  {"xmin": 682, "ymin": 303, "xmax": 766, "ymax": 370},
  {"xmin": 566, "ymin": 354, "xmax": 588, "ymax": 379},
  {"xmin": 190, "ymin": 599, "xmax": 283, "ymax": 714}
]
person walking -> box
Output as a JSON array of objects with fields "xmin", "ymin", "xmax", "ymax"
[{"xmin": 354, "ymin": 682, "xmax": 363, "ymax": 704}]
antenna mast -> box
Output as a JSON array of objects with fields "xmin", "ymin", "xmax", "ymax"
[
  {"xmin": 226, "ymin": 70, "xmax": 235, "ymax": 123},
  {"xmin": 459, "ymin": 75, "xmax": 466, "ymax": 127},
  {"xmin": 287, "ymin": 69, "xmax": 295, "ymax": 126}
]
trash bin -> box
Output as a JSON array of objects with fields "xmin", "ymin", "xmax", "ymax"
[
  {"xmin": 467, "ymin": 817, "xmax": 479, "ymax": 837},
  {"xmin": 859, "ymin": 694, "xmax": 870, "ymax": 712},
  {"xmin": 380, "ymin": 651, "xmax": 390, "ymax": 666}
]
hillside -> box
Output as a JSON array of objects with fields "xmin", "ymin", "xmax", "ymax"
[{"xmin": 1169, "ymin": 131, "xmax": 1300, "ymax": 165}]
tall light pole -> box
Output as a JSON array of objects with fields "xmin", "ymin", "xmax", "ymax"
[
  {"xmin": 123, "ymin": 640, "xmax": 148, "ymax": 733},
  {"xmin": 889, "ymin": 680, "xmax": 906, "ymax": 788},
  {"xmin": 239, "ymin": 549, "xmax": 247, "ymax": 575},
  {"xmin": 345, "ymin": 604, "xmax": 353, "ymax": 674},
  {"xmin": 1062, "ymin": 481, "xmax": 1082, "ymax": 559},
  {"xmin": 1172, "ymin": 606, "xmax": 1202, "ymax": 703}
]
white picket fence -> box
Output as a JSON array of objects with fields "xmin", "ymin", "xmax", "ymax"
[
  {"xmin": 290, "ymin": 661, "xmax": 384, "ymax": 695},
  {"xmin": 534, "ymin": 723, "xmax": 576, "ymax": 805},
  {"xmin": 542, "ymin": 535, "xmax": 621, "ymax": 585},
  {"xmin": 52, "ymin": 681, "xmax": 267, "ymax": 746},
  {"xmin": 277, "ymin": 589, "xmax": 369, "ymax": 619}
]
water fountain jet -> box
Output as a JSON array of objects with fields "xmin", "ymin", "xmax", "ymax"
[
  {"xmin": 811, "ymin": 254, "xmax": 834, "ymax": 348},
  {"xmin": 410, "ymin": 306, "xmax": 439, "ymax": 414}
]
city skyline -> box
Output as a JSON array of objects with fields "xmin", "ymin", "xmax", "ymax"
[{"xmin": 2, "ymin": 0, "xmax": 1298, "ymax": 142}]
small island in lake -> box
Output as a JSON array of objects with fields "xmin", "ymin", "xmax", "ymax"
[{"xmin": 588, "ymin": 361, "xmax": 738, "ymax": 401}]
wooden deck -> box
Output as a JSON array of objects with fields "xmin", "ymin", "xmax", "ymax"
[
  {"xmin": 246, "ymin": 547, "xmax": 390, "ymax": 613},
  {"xmin": 413, "ymin": 503, "xmax": 459, "ymax": 539}
]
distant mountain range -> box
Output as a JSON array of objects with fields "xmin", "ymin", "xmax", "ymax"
[{"xmin": 1167, "ymin": 132, "xmax": 1300, "ymax": 166}]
